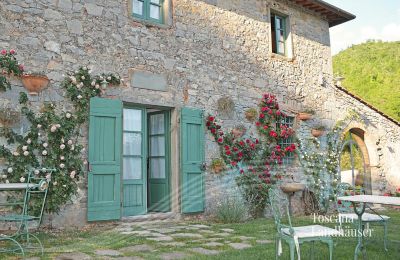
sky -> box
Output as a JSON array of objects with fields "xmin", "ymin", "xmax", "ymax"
[{"xmin": 328, "ymin": 0, "xmax": 400, "ymax": 55}]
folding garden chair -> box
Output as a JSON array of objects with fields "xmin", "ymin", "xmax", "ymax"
[
  {"xmin": 0, "ymin": 168, "xmax": 54, "ymax": 256},
  {"xmin": 336, "ymin": 182, "xmax": 390, "ymax": 251},
  {"xmin": 269, "ymin": 188, "xmax": 340, "ymax": 260}
]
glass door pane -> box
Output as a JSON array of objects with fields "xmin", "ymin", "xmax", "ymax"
[
  {"xmin": 123, "ymin": 108, "xmax": 143, "ymax": 180},
  {"xmin": 149, "ymin": 113, "xmax": 166, "ymax": 179}
]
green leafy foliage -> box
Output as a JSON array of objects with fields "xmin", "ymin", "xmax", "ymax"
[
  {"xmin": 333, "ymin": 41, "xmax": 400, "ymax": 121},
  {"xmin": 0, "ymin": 49, "xmax": 24, "ymax": 91}
]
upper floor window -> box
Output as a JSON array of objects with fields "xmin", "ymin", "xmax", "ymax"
[
  {"xmin": 271, "ymin": 12, "xmax": 287, "ymax": 56},
  {"xmin": 132, "ymin": 0, "xmax": 164, "ymax": 24}
]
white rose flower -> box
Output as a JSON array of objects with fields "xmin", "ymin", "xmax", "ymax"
[
  {"xmin": 46, "ymin": 174, "xmax": 51, "ymax": 180},
  {"xmin": 60, "ymin": 156, "xmax": 65, "ymax": 160},
  {"xmin": 67, "ymin": 140, "xmax": 73, "ymax": 145},
  {"xmin": 83, "ymin": 160, "xmax": 88, "ymax": 165},
  {"xmin": 7, "ymin": 168, "xmax": 13, "ymax": 173},
  {"xmin": 91, "ymin": 81, "xmax": 96, "ymax": 86},
  {"xmin": 70, "ymin": 171, "xmax": 76, "ymax": 178},
  {"xmin": 107, "ymin": 76, "xmax": 111, "ymax": 80},
  {"xmin": 22, "ymin": 146, "xmax": 28, "ymax": 151},
  {"xmin": 53, "ymin": 181, "xmax": 57, "ymax": 186},
  {"xmin": 99, "ymin": 76, "xmax": 103, "ymax": 80},
  {"xmin": 43, "ymin": 143, "xmax": 48, "ymax": 148},
  {"xmin": 83, "ymin": 66, "xmax": 87, "ymax": 70},
  {"xmin": 81, "ymin": 76, "xmax": 85, "ymax": 80},
  {"xmin": 13, "ymin": 152, "xmax": 19, "ymax": 156},
  {"xmin": 37, "ymin": 124, "xmax": 42, "ymax": 129},
  {"xmin": 23, "ymin": 151, "xmax": 29, "ymax": 156},
  {"xmin": 60, "ymin": 144, "xmax": 66, "ymax": 150},
  {"xmin": 59, "ymin": 163, "xmax": 65, "ymax": 169},
  {"xmin": 70, "ymin": 145, "xmax": 75, "ymax": 151},
  {"xmin": 95, "ymin": 84, "xmax": 100, "ymax": 89},
  {"xmin": 50, "ymin": 125, "xmax": 57, "ymax": 132},
  {"xmin": 5, "ymin": 180, "xmax": 9, "ymax": 184},
  {"xmin": 34, "ymin": 170, "xmax": 40, "ymax": 175},
  {"xmin": 63, "ymin": 184, "xmax": 66, "ymax": 187},
  {"xmin": 77, "ymin": 95, "xmax": 82, "ymax": 99},
  {"xmin": 2, "ymin": 175, "xmax": 7, "ymax": 179},
  {"xmin": 20, "ymin": 177, "xmax": 25, "ymax": 183},
  {"xmin": 56, "ymin": 124, "xmax": 61, "ymax": 128},
  {"xmin": 66, "ymin": 113, "xmax": 72, "ymax": 119},
  {"xmin": 27, "ymin": 138, "xmax": 31, "ymax": 144},
  {"xmin": 42, "ymin": 150, "xmax": 48, "ymax": 156}
]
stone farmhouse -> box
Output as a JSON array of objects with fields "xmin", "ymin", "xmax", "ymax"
[{"xmin": 0, "ymin": 0, "xmax": 399, "ymax": 226}]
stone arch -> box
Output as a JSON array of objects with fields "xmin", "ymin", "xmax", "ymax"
[{"xmin": 339, "ymin": 126, "xmax": 373, "ymax": 194}]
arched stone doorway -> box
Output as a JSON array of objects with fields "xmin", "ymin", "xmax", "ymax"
[{"xmin": 339, "ymin": 128, "xmax": 372, "ymax": 194}]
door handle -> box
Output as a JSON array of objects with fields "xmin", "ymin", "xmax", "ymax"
[{"xmin": 200, "ymin": 162, "xmax": 207, "ymax": 171}]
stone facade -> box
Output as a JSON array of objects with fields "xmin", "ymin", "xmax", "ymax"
[{"xmin": 0, "ymin": 0, "xmax": 399, "ymax": 227}]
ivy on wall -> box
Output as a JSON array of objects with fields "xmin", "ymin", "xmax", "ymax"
[
  {"xmin": 0, "ymin": 62, "xmax": 121, "ymax": 213},
  {"xmin": 206, "ymin": 93, "xmax": 297, "ymax": 217}
]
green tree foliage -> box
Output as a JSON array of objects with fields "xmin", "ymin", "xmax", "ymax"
[{"xmin": 333, "ymin": 41, "xmax": 400, "ymax": 122}]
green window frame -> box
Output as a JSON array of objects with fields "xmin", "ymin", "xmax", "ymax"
[
  {"xmin": 132, "ymin": 0, "xmax": 164, "ymax": 24},
  {"xmin": 271, "ymin": 13, "xmax": 287, "ymax": 56},
  {"xmin": 277, "ymin": 116, "xmax": 295, "ymax": 164}
]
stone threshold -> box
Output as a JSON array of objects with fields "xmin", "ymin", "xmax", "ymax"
[{"xmin": 121, "ymin": 212, "xmax": 180, "ymax": 223}]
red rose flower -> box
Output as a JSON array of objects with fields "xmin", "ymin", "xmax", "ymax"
[
  {"xmin": 263, "ymin": 125, "xmax": 268, "ymax": 130},
  {"xmin": 259, "ymin": 113, "xmax": 265, "ymax": 119},
  {"xmin": 276, "ymin": 111, "xmax": 281, "ymax": 116},
  {"xmin": 256, "ymin": 121, "xmax": 261, "ymax": 126},
  {"xmin": 224, "ymin": 145, "xmax": 230, "ymax": 150},
  {"xmin": 206, "ymin": 121, "xmax": 211, "ymax": 127},
  {"xmin": 238, "ymin": 152, "xmax": 243, "ymax": 157},
  {"xmin": 231, "ymin": 161, "xmax": 237, "ymax": 166},
  {"xmin": 208, "ymin": 116, "xmax": 214, "ymax": 121},
  {"xmin": 233, "ymin": 147, "xmax": 239, "ymax": 152},
  {"xmin": 239, "ymin": 141, "xmax": 245, "ymax": 146},
  {"xmin": 226, "ymin": 150, "xmax": 231, "ymax": 155},
  {"xmin": 211, "ymin": 128, "xmax": 216, "ymax": 134},
  {"xmin": 255, "ymin": 139, "xmax": 259, "ymax": 144},
  {"xmin": 217, "ymin": 137, "xmax": 223, "ymax": 143}
]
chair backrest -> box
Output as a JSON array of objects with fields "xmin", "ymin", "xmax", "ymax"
[
  {"xmin": 268, "ymin": 188, "xmax": 293, "ymax": 234},
  {"xmin": 336, "ymin": 182, "xmax": 364, "ymax": 213},
  {"xmin": 22, "ymin": 168, "xmax": 55, "ymax": 227}
]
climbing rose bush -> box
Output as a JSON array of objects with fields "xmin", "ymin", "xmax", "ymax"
[
  {"xmin": 207, "ymin": 93, "xmax": 297, "ymax": 218},
  {"xmin": 0, "ymin": 49, "xmax": 24, "ymax": 91},
  {"xmin": 0, "ymin": 64, "xmax": 121, "ymax": 214}
]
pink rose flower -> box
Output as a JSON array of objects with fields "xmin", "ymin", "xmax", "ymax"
[
  {"xmin": 0, "ymin": 50, "xmax": 6, "ymax": 55},
  {"xmin": 9, "ymin": 49, "xmax": 16, "ymax": 55}
]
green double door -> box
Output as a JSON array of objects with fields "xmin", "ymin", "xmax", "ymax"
[
  {"xmin": 87, "ymin": 98, "xmax": 205, "ymax": 221},
  {"xmin": 122, "ymin": 108, "xmax": 171, "ymax": 216}
]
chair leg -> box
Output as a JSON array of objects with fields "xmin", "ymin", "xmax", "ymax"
[
  {"xmin": 289, "ymin": 241, "xmax": 295, "ymax": 260},
  {"xmin": 383, "ymin": 221, "xmax": 388, "ymax": 252},
  {"xmin": 275, "ymin": 238, "xmax": 279, "ymax": 260},
  {"xmin": 328, "ymin": 240, "xmax": 334, "ymax": 260}
]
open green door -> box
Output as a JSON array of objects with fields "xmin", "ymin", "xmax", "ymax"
[
  {"xmin": 180, "ymin": 107, "xmax": 205, "ymax": 213},
  {"xmin": 148, "ymin": 111, "xmax": 171, "ymax": 212},
  {"xmin": 88, "ymin": 97, "xmax": 122, "ymax": 221}
]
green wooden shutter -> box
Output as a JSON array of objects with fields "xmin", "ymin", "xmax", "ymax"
[
  {"xmin": 88, "ymin": 97, "xmax": 122, "ymax": 221},
  {"xmin": 180, "ymin": 107, "xmax": 205, "ymax": 213}
]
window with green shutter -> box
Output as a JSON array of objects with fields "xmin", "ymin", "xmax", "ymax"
[
  {"xmin": 271, "ymin": 12, "xmax": 287, "ymax": 56},
  {"xmin": 277, "ymin": 116, "xmax": 295, "ymax": 164},
  {"xmin": 132, "ymin": 0, "xmax": 164, "ymax": 24}
]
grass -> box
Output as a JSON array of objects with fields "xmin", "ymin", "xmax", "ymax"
[{"xmin": 2, "ymin": 209, "xmax": 400, "ymax": 259}]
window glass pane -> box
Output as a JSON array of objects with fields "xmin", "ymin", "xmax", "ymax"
[
  {"xmin": 151, "ymin": 158, "xmax": 165, "ymax": 179},
  {"xmin": 123, "ymin": 158, "xmax": 142, "ymax": 180},
  {"xmin": 150, "ymin": 0, "xmax": 160, "ymax": 4},
  {"xmin": 150, "ymin": 4, "xmax": 161, "ymax": 20},
  {"xmin": 276, "ymin": 17, "xmax": 282, "ymax": 29},
  {"xmin": 279, "ymin": 30, "xmax": 285, "ymax": 41},
  {"xmin": 132, "ymin": 0, "xmax": 143, "ymax": 15},
  {"xmin": 150, "ymin": 114, "xmax": 165, "ymax": 134},
  {"xmin": 124, "ymin": 109, "xmax": 142, "ymax": 131},
  {"xmin": 150, "ymin": 136, "xmax": 165, "ymax": 156},
  {"xmin": 278, "ymin": 42, "xmax": 285, "ymax": 54},
  {"xmin": 123, "ymin": 133, "xmax": 142, "ymax": 156}
]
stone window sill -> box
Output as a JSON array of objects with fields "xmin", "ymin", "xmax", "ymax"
[
  {"xmin": 130, "ymin": 16, "xmax": 172, "ymax": 29},
  {"xmin": 270, "ymin": 52, "xmax": 296, "ymax": 63}
]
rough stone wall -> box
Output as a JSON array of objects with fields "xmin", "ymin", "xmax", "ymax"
[{"xmin": 0, "ymin": 0, "xmax": 398, "ymax": 226}]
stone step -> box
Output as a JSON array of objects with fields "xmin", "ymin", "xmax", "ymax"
[{"xmin": 121, "ymin": 212, "xmax": 180, "ymax": 223}]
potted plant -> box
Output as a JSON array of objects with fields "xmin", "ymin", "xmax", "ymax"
[
  {"xmin": 245, "ymin": 108, "xmax": 258, "ymax": 122},
  {"xmin": 298, "ymin": 109, "xmax": 315, "ymax": 121},
  {"xmin": 311, "ymin": 125, "xmax": 325, "ymax": 137},
  {"xmin": 210, "ymin": 158, "xmax": 225, "ymax": 174},
  {"xmin": 217, "ymin": 97, "xmax": 235, "ymax": 118},
  {"xmin": 232, "ymin": 124, "xmax": 246, "ymax": 138},
  {"xmin": 21, "ymin": 72, "xmax": 49, "ymax": 95},
  {"xmin": 0, "ymin": 106, "xmax": 20, "ymax": 126}
]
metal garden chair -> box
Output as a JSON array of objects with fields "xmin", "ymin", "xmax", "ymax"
[
  {"xmin": 269, "ymin": 188, "xmax": 340, "ymax": 260},
  {"xmin": 0, "ymin": 168, "xmax": 54, "ymax": 257},
  {"xmin": 336, "ymin": 182, "xmax": 390, "ymax": 251}
]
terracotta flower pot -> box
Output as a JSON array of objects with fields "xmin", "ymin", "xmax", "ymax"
[
  {"xmin": 297, "ymin": 112, "xmax": 313, "ymax": 121},
  {"xmin": 245, "ymin": 110, "xmax": 257, "ymax": 122},
  {"xmin": 212, "ymin": 165, "xmax": 224, "ymax": 174},
  {"xmin": 311, "ymin": 129, "xmax": 324, "ymax": 137},
  {"xmin": 21, "ymin": 74, "xmax": 49, "ymax": 95},
  {"xmin": 232, "ymin": 128, "xmax": 246, "ymax": 138}
]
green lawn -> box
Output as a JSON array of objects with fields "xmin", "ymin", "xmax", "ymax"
[{"xmin": 2, "ymin": 209, "xmax": 400, "ymax": 259}]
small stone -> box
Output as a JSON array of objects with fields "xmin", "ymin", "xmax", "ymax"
[
  {"xmin": 44, "ymin": 41, "xmax": 61, "ymax": 54},
  {"xmin": 229, "ymin": 243, "xmax": 252, "ymax": 250},
  {"xmin": 44, "ymin": 9, "xmax": 62, "ymax": 20},
  {"xmin": 190, "ymin": 247, "xmax": 220, "ymax": 255},
  {"xmin": 171, "ymin": 233, "xmax": 203, "ymax": 239},
  {"xmin": 161, "ymin": 242, "xmax": 186, "ymax": 247},
  {"xmin": 147, "ymin": 235, "xmax": 173, "ymax": 242},
  {"xmin": 159, "ymin": 252, "xmax": 189, "ymax": 260},
  {"xmin": 199, "ymin": 230, "xmax": 215, "ymax": 234},
  {"xmin": 66, "ymin": 20, "xmax": 82, "ymax": 35},
  {"xmin": 190, "ymin": 224, "xmax": 210, "ymax": 229},
  {"xmin": 85, "ymin": 3, "xmax": 103, "ymax": 16},
  {"xmin": 94, "ymin": 249, "xmax": 122, "ymax": 256},
  {"xmin": 55, "ymin": 252, "xmax": 92, "ymax": 260},
  {"xmin": 214, "ymin": 232, "xmax": 231, "ymax": 237},
  {"xmin": 220, "ymin": 228, "xmax": 234, "ymax": 232},
  {"xmin": 256, "ymin": 240, "xmax": 273, "ymax": 244},
  {"xmin": 203, "ymin": 242, "xmax": 224, "ymax": 247},
  {"xmin": 121, "ymin": 244, "xmax": 154, "ymax": 253},
  {"xmin": 58, "ymin": 0, "xmax": 72, "ymax": 12},
  {"xmin": 237, "ymin": 236, "xmax": 255, "ymax": 240}
]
